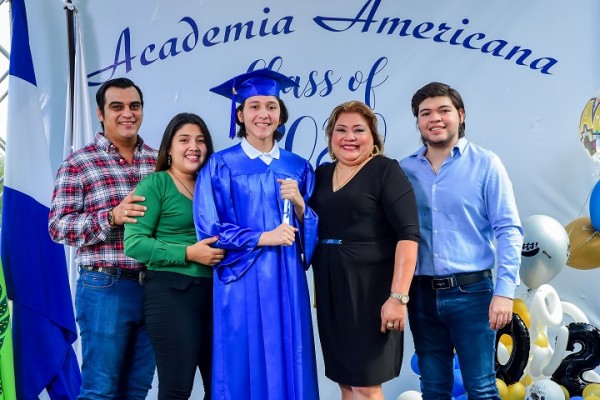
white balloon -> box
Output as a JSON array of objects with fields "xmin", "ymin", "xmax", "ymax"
[
  {"xmin": 583, "ymin": 369, "xmax": 600, "ymax": 383},
  {"xmin": 526, "ymin": 378, "xmax": 565, "ymax": 400},
  {"xmin": 542, "ymin": 326, "xmax": 569, "ymax": 376},
  {"xmin": 529, "ymin": 284, "xmax": 563, "ymax": 345},
  {"xmin": 561, "ymin": 301, "xmax": 589, "ymax": 323},
  {"xmin": 497, "ymin": 342, "xmax": 510, "ymax": 364},
  {"xmin": 520, "ymin": 215, "xmax": 569, "ymax": 289},
  {"xmin": 529, "ymin": 346, "xmax": 552, "ymax": 378},
  {"xmin": 396, "ymin": 390, "xmax": 422, "ymax": 400}
]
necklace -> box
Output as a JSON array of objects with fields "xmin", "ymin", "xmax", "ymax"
[
  {"xmin": 168, "ymin": 170, "xmax": 195, "ymax": 198},
  {"xmin": 333, "ymin": 158, "xmax": 370, "ymax": 192}
]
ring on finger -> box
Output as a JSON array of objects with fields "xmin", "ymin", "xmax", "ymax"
[
  {"xmin": 386, "ymin": 322, "xmax": 394, "ymax": 330},
  {"xmin": 124, "ymin": 209, "xmax": 128, "ymax": 216}
]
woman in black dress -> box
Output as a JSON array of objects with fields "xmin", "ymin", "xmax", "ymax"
[{"xmin": 310, "ymin": 100, "xmax": 420, "ymax": 400}]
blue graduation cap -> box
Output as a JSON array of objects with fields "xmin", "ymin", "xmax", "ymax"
[{"xmin": 209, "ymin": 68, "xmax": 298, "ymax": 138}]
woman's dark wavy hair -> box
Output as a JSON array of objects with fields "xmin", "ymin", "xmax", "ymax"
[
  {"xmin": 411, "ymin": 82, "xmax": 466, "ymax": 145},
  {"xmin": 155, "ymin": 112, "xmax": 215, "ymax": 172},
  {"xmin": 235, "ymin": 97, "xmax": 289, "ymax": 142}
]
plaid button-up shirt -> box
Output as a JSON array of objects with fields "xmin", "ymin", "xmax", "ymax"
[{"xmin": 49, "ymin": 132, "xmax": 157, "ymax": 270}]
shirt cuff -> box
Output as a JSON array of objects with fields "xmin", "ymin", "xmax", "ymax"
[{"xmin": 494, "ymin": 276, "xmax": 518, "ymax": 299}]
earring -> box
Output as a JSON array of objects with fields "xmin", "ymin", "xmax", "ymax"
[
  {"xmin": 372, "ymin": 145, "xmax": 381, "ymax": 157},
  {"xmin": 167, "ymin": 155, "xmax": 171, "ymax": 166},
  {"xmin": 329, "ymin": 151, "xmax": 337, "ymax": 161}
]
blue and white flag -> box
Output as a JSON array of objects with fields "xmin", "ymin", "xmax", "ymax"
[{"xmin": 0, "ymin": 0, "xmax": 81, "ymax": 398}]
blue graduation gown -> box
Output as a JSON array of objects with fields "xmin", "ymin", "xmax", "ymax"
[{"xmin": 193, "ymin": 143, "xmax": 320, "ymax": 400}]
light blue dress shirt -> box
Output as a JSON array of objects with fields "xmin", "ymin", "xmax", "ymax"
[{"xmin": 400, "ymin": 137, "xmax": 523, "ymax": 298}]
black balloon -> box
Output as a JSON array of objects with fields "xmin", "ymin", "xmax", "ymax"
[
  {"xmin": 495, "ymin": 313, "xmax": 530, "ymax": 385},
  {"xmin": 551, "ymin": 322, "xmax": 600, "ymax": 396}
]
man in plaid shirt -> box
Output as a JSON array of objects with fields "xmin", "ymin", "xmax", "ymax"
[{"xmin": 49, "ymin": 77, "xmax": 158, "ymax": 399}]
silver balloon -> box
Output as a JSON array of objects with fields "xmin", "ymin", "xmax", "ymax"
[{"xmin": 520, "ymin": 215, "xmax": 570, "ymax": 289}]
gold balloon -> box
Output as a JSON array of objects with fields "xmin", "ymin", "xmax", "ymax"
[
  {"xmin": 500, "ymin": 333, "xmax": 513, "ymax": 347},
  {"xmin": 497, "ymin": 378, "xmax": 508, "ymax": 400},
  {"xmin": 513, "ymin": 299, "xmax": 530, "ymax": 328},
  {"xmin": 559, "ymin": 384, "xmax": 569, "ymax": 399},
  {"xmin": 565, "ymin": 217, "xmax": 600, "ymax": 270},
  {"xmin": 583, "ymin": 383, "xmax": 600, "ymax": 398},
  {"xmin": 506, "ymin": 382, "xmax": 526, "ymax": 400},
  {"xmin": 533, "ymin": 331, "xmax": 549, "ymax": 348},
  {"xmin": 520, "ymin": 374, "xmax": 533, "ymax": 386}
]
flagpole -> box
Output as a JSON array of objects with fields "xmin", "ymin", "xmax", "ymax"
[
  {"xmin": 65, "ymin": 0, "xmax": 75, "ymax": 149},
  {"xmin": 61, "ymin": 0, "xmax": 84, "ymax": 366}
]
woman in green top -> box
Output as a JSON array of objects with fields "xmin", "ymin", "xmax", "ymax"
[{"xmin": 124, "ymin": 112, "xmax": 225, "ymax": 399}]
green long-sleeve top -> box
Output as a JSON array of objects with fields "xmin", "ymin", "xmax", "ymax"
[{"xmin": 124, "ymin": 171, "xmax": 212, "ymax": 278}]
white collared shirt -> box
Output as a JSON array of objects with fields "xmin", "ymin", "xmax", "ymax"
[{"xmin": 240, "ymin": 138, "xmax": 280, "ymax": 165}]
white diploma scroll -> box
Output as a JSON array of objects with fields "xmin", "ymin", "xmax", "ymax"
[{"xmin": 282, "ymin": 178, "xmax": 293, "ymax": 224}]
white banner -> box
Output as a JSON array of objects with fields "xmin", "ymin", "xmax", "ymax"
[{"xmin": 23, "ymin": 0, "xmax": 600, "ymax": 398}]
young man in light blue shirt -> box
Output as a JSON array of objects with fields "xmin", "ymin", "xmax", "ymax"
[{"xmin": 400, "ymin": 82, "xmax": 523, "ymax": 400}]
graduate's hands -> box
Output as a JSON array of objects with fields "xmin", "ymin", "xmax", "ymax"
[
  {"xmin": 186, "ymin": 236, "xmax": 225, "ymax": 266},
  {"xmin": 258, "ymin": 223, "xmax": 298, "ymax": 247},
  {"xmin": 278, "ymin": 179, "xmax": 305, "ymax": 221}
]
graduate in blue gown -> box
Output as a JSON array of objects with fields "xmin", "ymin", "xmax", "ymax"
[{"xmin": 193, "ymin": 68, "xmax": 320, "ymax": 400}]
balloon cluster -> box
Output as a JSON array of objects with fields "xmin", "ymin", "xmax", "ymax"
[
  {"xmin": 397, "ymin": 285, "xmax": 600, "ymax": 400},
  {"xmin": 395, "ymin": 215, "xmax": 600, "ymax": 400},
  {"xmin": 501, "ymin": 215, "xmax": 600, "ymax": 399},
  {"xmin": 570, "ymin": 94, "xmax": 600, "ymax": 270},
  {"xmin": 573, "ymin": 93, "xmax": 600, "ymax": 269},
  {"xmin": 501, "ymin": 285, "xmax": 600, "ymax": 398}
]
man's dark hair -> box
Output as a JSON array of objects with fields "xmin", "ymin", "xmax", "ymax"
[
  {"xmin": 96, "ymin": 77, "xmax": 144, "ymax": 113},
  {"xmin": 411, "ymin": 82, "xmax": 466, "ymax": 141}
]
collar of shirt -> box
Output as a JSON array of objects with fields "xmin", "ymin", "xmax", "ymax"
[
  {"xmin": 241, "ymin": 137, "xmax": 280, "ymax": 165},
  {"xmin": 96, "ymin": 132, "xmax": 146, "ymax": 153},
  {"xmin": 411, "ymin": 137, "xmax": 467, "ymax": 162}
]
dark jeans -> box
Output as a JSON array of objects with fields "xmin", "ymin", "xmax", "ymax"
[
  {"xmin": 408, "ymin": 275, "xmax": 499, "ymax": 400},
  {"xmin": 143, "ymin": 270, "xmax": 213, "ymax": 400}
]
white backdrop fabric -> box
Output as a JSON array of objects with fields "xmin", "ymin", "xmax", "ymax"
[{"xmin": 23, "ymin": 1, "xmax": 600, "ymax": 398}]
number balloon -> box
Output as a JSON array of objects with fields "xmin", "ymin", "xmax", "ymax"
[
  {"xmin": 495, "ymin": 313, "xmax": 530, "ymax": 384},
  {"xmin": 551, "ymin": 322, "xmax": 600, "ymax": 396}
]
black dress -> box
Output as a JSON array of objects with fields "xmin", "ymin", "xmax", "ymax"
[{"xmin": 309, "ymin": 155, "xmax": 420, "ymax": 386}]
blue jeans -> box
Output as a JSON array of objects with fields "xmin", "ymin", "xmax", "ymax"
[
  {"xmin": 408, "ymin": 275, "xmax": 499, "ymax": 400},
  {"xmin": 75, "ymin": 268, "xmax": 156, "ymax": 399}
]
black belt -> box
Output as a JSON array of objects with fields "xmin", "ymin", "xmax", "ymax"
[
  {"xmin": 413, "ymin": 270, "xmax": 491, "ymax": 290},
  {"xmin": 319, "ymin": 239, "xmax": 389, "ymax": 245},
  {"xmin": 81, "ymin": 266, "xmax": 145, "ymax": 283}
]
